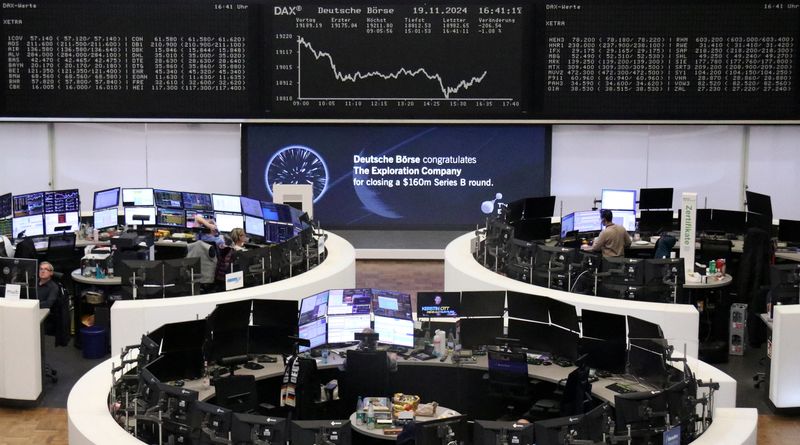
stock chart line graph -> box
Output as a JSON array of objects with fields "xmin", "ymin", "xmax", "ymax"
[{"xmin": 295, "ymin": 36, "xmax": 501, "ymax": 101}]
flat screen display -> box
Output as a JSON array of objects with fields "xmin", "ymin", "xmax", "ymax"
[
  {"xmin": 215, "ymin": 212, "xmax": 244, "ymax": 233},
  {"xmin": 371, "ymin": 289, "xmax": 412, "ymax": 320},
  {"xmin": 240, "ymin": 196, "xmax": 262, "ymax": 218},
  {"xmin": 44, "ymin": 189, "xmax": 80, "ymax": 214},
  {"xmin": 244, "ymin": 215, "xmax": 265, "ymax": 238},
  {"xmin": 182, "ymin": 192, "xmax": 213, "ymax": 211},
  {"xmin": 93, "ymin": 187, "xmax": 120, "ymax": 210},
  {"xmin": 417, "ymin": 291, "xmax": 460, "ymax": 318},
  {"xmin": 124, "ymin": 207, "xmax": 156, "ymax": 225},
  {"xmin": 12, "ymin": 214, "xmax": 44, "ymax": 238},
  {"xmin": 779, "ymin": 219, "xmax": 800, "ymax": 244},
  {"xmin": 212, "ymin": 194, "xmax": 242, "ymax": 213},
  {"xmin": 601, "ymin": 189, "xmax": 636, "ymax": 211},
  {"xmin": 122, "ymin": 188, "xmax": 155, "ymax": 207},
  {"xmin": 327, "ymin": 314, "xmax": 371, "ymax": 344},
  {"xmin": 156, "ymin": 208, "xmax": 186, "ymax": 228},
  {"xmin": 607, "ymin": 210, "xmax": 636, "ymax": 232},
  {"xmin": 638, "ymin": 188, "xmax": 673, "ymax": 210},
  {"xmin": 298, "ymin": 291, "xmax": 328, "ymax": 352},
  {"xmin": 574, "ymin": 210, "xmax": 601, "ymax": 233},
  {"xmin": 13, "ymin": 191, "xmax": 44, "ymax": 217},
  {"xmin": 0, "ymin": 193, "xmax": 11, "ymax": 218},
  {"xmin": 243, "ymin": 124, "xmax": 551, "ymax": 229},
  {"xmin": 185, "ymin": 210, "xmax": 215, "ymax": 229},
  {"xmin": 154, "ymin": 189, "xmax": 184, "ymax": 209},
  {"xmin": 327, "ymin": 288, "xmax": 372, "ymax": 316},
  {"xmin": 93, "ymin": 207, "xmax": 118, "ymax": 230},
  {"xmin": 561, "ymin": 212, "xmax": 575, "ymax": 238},
  {"xmin": 373, "ymin": 316, "xmax": 414, "ymax": 348},
  {"xmin": 298, "ymin": 318, "xmax": 326, "ymax": 353},
  {"xmin": 44, "ymin": 211, "xmax": 79, "ymax": 234}
]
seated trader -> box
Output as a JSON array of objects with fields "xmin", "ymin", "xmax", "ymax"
[
  {"xmin": 230, "ymin": 228, "xmax": 247, "ymax": 251},
  {"xmin": 37, "ymin": 261, "xmax": 59, "ymax": 309},
  {"xmin": 581, "ymin": 209, "xmax": 631, "ymax": 257}
]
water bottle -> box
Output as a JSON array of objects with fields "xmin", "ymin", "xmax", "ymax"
[
  {"xmin": 201, "ymin": 361, "xmax": 210, "ymax": 388},
  {"xmin": 321, "ymin": 347, "xmax": 329, "ymax": 364},
  {"xmin": 356, "ymin": 396, "xmax": 365, "ymax": 425},
  {"xmin": 366, "ymin": 402, "xmax": 375, "ymax": 429},
  {"xmin": 446, "ymin": 330, "xmax": 455, "ymax": 351}
]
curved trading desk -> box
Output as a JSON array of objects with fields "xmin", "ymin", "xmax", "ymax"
[
  {"xmin": 68, "ymin": 350, "xmax": 752, "ymax": 445},
  {"xmin": 444, "ymin": 233, "xmax": 701, "ymax": 359},
  {"xmin": 109, "ymin": 232, "xmax": 356, "ymax": 353}
]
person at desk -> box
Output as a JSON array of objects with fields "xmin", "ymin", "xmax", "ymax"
[
  {"xmin": 230, "ymin": 228, "xmax": 247, "ymax": 251},
  {"xmin": 581, "ymin": 209, "xmax": 632, "ymax": 257},
  {"xmin": 194, "ymin": 214, "xmax": 223, "ymax": 245},
  {"xmin": 37, "ymin": 261, "xmax": 59, "ymax": 309}
]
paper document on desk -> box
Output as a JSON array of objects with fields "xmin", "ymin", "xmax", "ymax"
[{"xmin": 4, "ymin": 284, "xmax": 21, "ymax": 300}]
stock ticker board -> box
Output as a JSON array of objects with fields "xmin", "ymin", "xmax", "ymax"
[{"xmin": 1, "ymin": 0, "xmax": 799, "ymax": 120}]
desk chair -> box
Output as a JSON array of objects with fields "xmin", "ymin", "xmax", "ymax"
[
  {"xmin": 698, "ymin": 239, "xmax": 732, "ymax": 266},
  {"xmin": 486, "ymin": 350, "xmax": 533, "ymax": 420},
  {"xmin": 341, "ymin": 350, "xmax": 390, "ymax": 412},
  {"xmin": 43, "ymin": 272, "xmax": 72, "ymax": 383}
]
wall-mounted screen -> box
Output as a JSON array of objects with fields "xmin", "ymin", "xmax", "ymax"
[{"xmin": 243, "ymin": 125, "xmax": 551, "ymax": 229}]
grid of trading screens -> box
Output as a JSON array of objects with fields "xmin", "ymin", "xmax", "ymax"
[
  {"xmin": 298, "ymin": 289, "xmax": 414, "ymax": 350},
  {"xmin": 113, "ymin": 187, "xmax": 300, "ymax": 243},
  {"xmin": 10, "ymin": 189, "xmax": 81, "ymax": 238}
]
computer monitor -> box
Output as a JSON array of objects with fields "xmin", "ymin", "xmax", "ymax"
[
  {"xmin": 417, "ymin": 291, "xmax": 460, "ymax": 318},
  {"xmin": 208, "ymin": 300, "xmax": 252, "ymax": 333},
  {"xmin": 43, "ymin": 189, "xmax": 80, "ymax": 214},
  {"xmin": 535, "ymin": 245, "xmax": 577, "ymax": 272},
  {"xmin": 644, "ymin": 258, "xmax": 685, "ymax": 287},
  {"xmin": 560, "ymin": 212, "xmax": 575, "ymax": 238},
  {"xmin": 137, "ymin": 367, "xmax": 162, "ymax": 410},
  {"xmin": 710, "ymin": 209, "xmax": 747, "ymax": 234},
  {"xmin": 473, "ymin": 420, "xmax": 534, "ymax": 445},
  {"xmin": 44, "ymin": 211, "xmax": 79, "ymax": 234},
  {"xmin": 627, "ymin": 316, "xmax": 664, "ymax": 340},
  {"xmin": 157, "ymin": 382, "xmax": 199, "ymax": 423},
  {"xmin": 614, "ymin": 389, "xmax": 669, "ymax": 433},
  {"xmin": 505, "ymin": 196, "xmax": 556, "ymax": 222},
  {"xmin": 769, "ymin": 264, "xmax": 800, "ymax": 305},
  {"xmin": 638, "ymin": 210, "xmax": 674, "ymax": 234},
  {"xmin": 244, "ymin": 214, "xmax": 265, "ymax": 238},
  {"xmin": 0, "ymin": 219, "xmax": 11, "ymax": 238},
  {"xmin": 535, "ymin": 403, "xmax": 610, "ymax": 445},
  {"xmin": 458, "ymin": 317, "xmax": 504, "ymax": 349},
  {"xmin": 117, "ymin": 259, "xmax": 164, "ymax": 298},
  {"xmin": 163, "ymin": 257, "xmax": 201, "ymax": 297},
  {"xmin": 548, "ymin": 299, "xmax": 579, "ymax": 332},
  {"xmin": 93, "ymin": 187, "xmax": 120, "ymax": 211},
  {"xmin": 215, "ymin": 212, "xmax": 244, "ymax": 233},
  {"xmin": 0, "ymin": 193, "xmax": 12, "ymax": 218},
  {"xmin": 0, "ymin": 257, "xmax": 38, "ymax": 297},
  {"xmin": 638, "ymin": 188, "xmax": 673, "ymax": 210},
  {"xmin": 266, "ymin": 221, "xmax": 294, "ymax": 243},
  {"xmin": 574, "ymin": 210, "xmax": 602, "ymax": 233},
  {"xmin": 579, "ymin": 337, "xmax": 627, "ymax": 374},
  {"xmin": 609, "ymin": 210, "xmax": 636, "ymax": 232},
  {"xmin": 627, "ymin": 339, "xmax": 670, "ymax": 388},
  {"xmin": 232, "ymin": 413, "xmax": 287, "ymax": 445},
  {"xmin": 260, "ymin": 202, "xmax": 281, "ymax": 222},
  {"xmin": 601, "ymin": 257, "xmax": 645, "ymax": 286},
  {"xmin": 93, "ymin": 207, "xmax": 118, "ymax": 230},
  {"xmin": 580, "ymin": 309, "xmax": 626, "ymax": 343},
  {"xmin": 12, "ymin": 214, "xmax": 44, "ymax": 238},
  {"xmin": 327, "ymin": 288, "xmax": 372, "ymax": 315},
  {"xmin": 12, "ymin": 191, "xmax": 44, "ymax": 217},
  {"xmin": 212, "ymin": 194, "xmax": 242, "ymax": 213},
  {"xmin": 250, "ymin": 299, "xmax": 298, "ymax": 355},
  {"xmin": 414, "ymin": 415, "xmax": 467, "ymax": 445},
  {"xmin": 153, "ymin": 189, "xmax": 184, "ymax": 209},
  {"xmin": 240, "ymin": 196, "xmax": 262, "ymax": 218},
  {"xmin": 746, "ymin": 211, "xmax": 773, "ymax": 232},
  {"xmin": 190, "ymin": 401, "xmax": 232, "ymax": 445},
  {"xmin": 121, "ymin": 188, "xmax": 154, "ymax": 207},
  {"xmin": 373, "ymin": 315, "xmax": 414, "ymax": 348},
  {"xmin": 298, "ymin": 291, "xmax": 328, "ymax": 352},
  {"xmin": 156, "ymin": 208, "xmax": 186, "ymax": 228},
  {"xmin": 290, "ymin": 420, "xmax": 351, "ymax": 445},
  {"xmin": 371, "ymin": 289, "xmax": 413, "ymax": 320},
  {"xmin": 124, "ymin": 207, "xmax": 156, "ymax": 226},
  {"xmin": 601, "ymin": 189, "xmax": 636, "ymax": 211},
  {"xmin": 327, "ymin": 313, "xmax": 371, "ymax": 344},
  {"xmin": 507, "ymin": 318, "xmax": 553, "ymax": 352},
  {"xmin": 182, "ymin": 192, "xmax": 213, "ymax": 211},
  {"xmin": 779, "ymin": 219, "xmax": 800, "ymax": 244},
  {"xmin": 459, "ymin": 290, "xmax": 506, "ymax": 317},
  {"xmin": 549, "ymin": 326, "xmax": 579, "ymax": 361},
  {"xmin": 185, "ymin": 210, "xmax": 215, "ymax": 229},
  {"xmin": 746, "ymin": 190, "xmax": 772, "ymax": 217},
  {"xmin": 512, "ymin": 217, "xmax": 553, "ymax": 241},
  {"xmin": 506, "ymin": 291, "xmax": 550, "ymax": 323}
]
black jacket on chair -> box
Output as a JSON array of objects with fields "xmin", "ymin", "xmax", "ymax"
[{"xmin": 44, "ymin": 275, "xmax": 71, "ymax": 347}]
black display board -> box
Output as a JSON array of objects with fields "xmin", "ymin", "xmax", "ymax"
[{"xmin": 2, "ymin": 0, "xmax": 798, "ymax": 120}]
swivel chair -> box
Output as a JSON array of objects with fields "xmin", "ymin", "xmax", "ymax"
[
  {"xmin": 485, "ymin": 349, "xmax": 533, "ymax": 420},
  {"xmin": 698, "ymin": 239, "xmax": 732, "ymax": 266},
  {"xmin": 341, "ymin": 350, "xmax": 390, "ymax": 413},
  {"xmin": 43, "ymin": 272, "xmax": 72, "ymax": 383}
]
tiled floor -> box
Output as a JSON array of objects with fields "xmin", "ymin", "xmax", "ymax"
[{"xmin": 1, "ymin": 259, "xmax": 796, "ymax": 443}]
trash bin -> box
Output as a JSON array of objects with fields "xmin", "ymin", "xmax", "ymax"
[{"xmin": 80, "ymin": 325, "xmax": 107, "ymax": 359}]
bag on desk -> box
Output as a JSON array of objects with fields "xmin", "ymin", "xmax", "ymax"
[{"xmin": 415, "ymin": 402, "xmax": 438, "ymax": 417}]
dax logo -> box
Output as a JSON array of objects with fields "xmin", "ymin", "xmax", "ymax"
[{"xmin": 274, "ymin": 5, "xmax": 302, "ymax": 15}]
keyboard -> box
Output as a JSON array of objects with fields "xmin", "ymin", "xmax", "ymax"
[{"xmin": 606, "ymin": 382, "xmax": 637, "ymax": 394}]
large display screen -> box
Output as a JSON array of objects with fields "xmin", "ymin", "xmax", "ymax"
[
  {"xmin": 243, "ymin": 124, "xmax": 551, "ymax": 229},
  {"xmin": 2, "ymin": 1, "xmax": 799, "ymax": 120}
]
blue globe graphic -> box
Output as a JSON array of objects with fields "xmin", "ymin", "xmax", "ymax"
[{"xmin": 264, "ymin": 145, "xmax": 329, "ymax": 203}]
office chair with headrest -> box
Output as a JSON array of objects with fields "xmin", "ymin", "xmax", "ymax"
[
  {"xmin": 485, "ymin": 349, "xmax": 533, "ymax": 420},
  {"xmin": 653, "ymin": 234, "xmax": 677, "ymax": 259},
  {"xmin": 13, "ymin": 237, "xmax": 36, "ymax": 260},
  {"xmin": 46, "ymin": 233, "xmax": 79, "ymax": 273},
  {"xmin": 559, "ymin": 359, "xmax": 593, "ymax": 417},
  {"xmin": 341, "ymin": 350, "xmax": 391, "ymax": 411},
  {"xmin": 43, "ymin": 271, "xmax": 72, "ymax": 383},
  {"xmin": 698, "ymin": 239, "xmax": 732, "ymax": 265}
]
